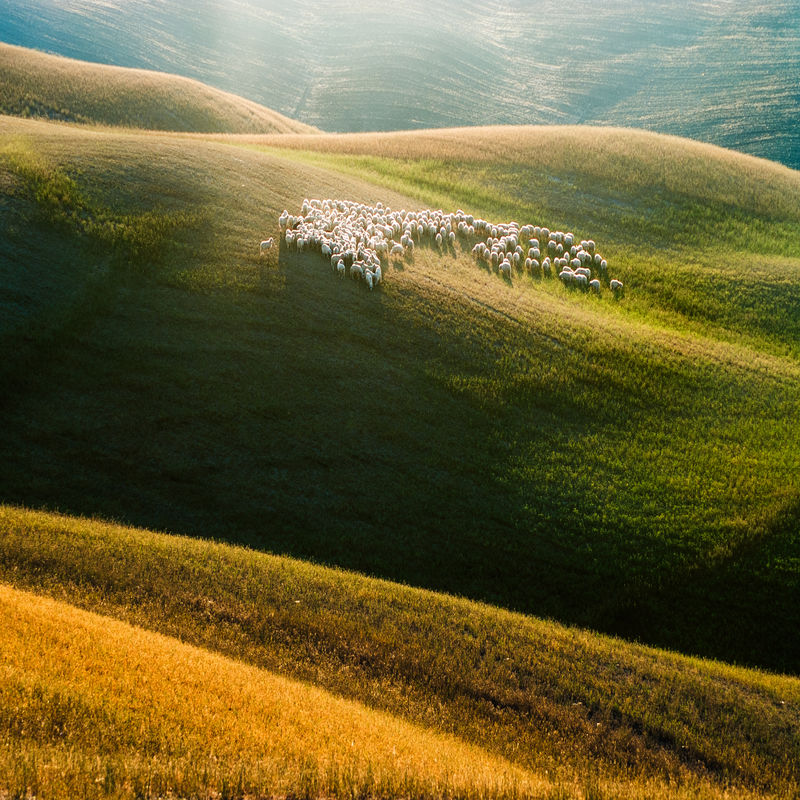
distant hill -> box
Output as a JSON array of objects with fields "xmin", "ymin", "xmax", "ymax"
[
  {"xmin": 0, "ymin": 42, "xmax": 317, "ymax": 133},
  {"xmin": 1, "ymin": 0, "xmax": 798, "ymax": 166}
]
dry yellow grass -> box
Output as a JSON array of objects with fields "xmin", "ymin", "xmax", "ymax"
[
  {"xmin": 0, "ymin": 42, "xmax": 317, "ymax": 134},
  {"xmin": 0, "ymin": 581, "xmax": 549, "ymax": 799},
  {"xmin": 212, "ymin": 124, "xmax": 800, "ymax": 214}
]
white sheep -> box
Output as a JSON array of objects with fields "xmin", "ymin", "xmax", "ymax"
[
  {"xmin": 589, "ymin": 279, "xmax": 601, "ymax": 293},
  {"xmin": 259, "ymin": 238, "xmax": 274, "ymax": 254},
  {"xmin": 610, "ymin": 279, "xmax": 624, "ymax": 293}
]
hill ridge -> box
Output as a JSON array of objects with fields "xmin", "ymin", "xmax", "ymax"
[{"xmin": 0, "ymin": 42, "xmax": 318, "ymax": 134}]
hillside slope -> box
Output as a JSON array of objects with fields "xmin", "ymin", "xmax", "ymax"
[
  {"xmin": 0, "ymin": 582, "xmax": 545, "ymax": 800},
  {"xmin": 1, "ymin": 0, "xmax": 797, "ymax": 167},
  {"xmin": 0, "ymin": 42, "xmax": 317, "ymax": 133},
  {"xmin": 1, "ymin": 116, "xmax": 799, "ymax": 674},
  {"xmin": 1, "ymin": 505, "xmax": 798, "ymax": 799}
]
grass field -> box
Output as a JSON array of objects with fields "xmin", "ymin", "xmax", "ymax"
[
  {"xmin": 2, "ymin": 1, "xmax": 798, "ymax": 168},
  {"xmin": 0, "ymin": 43, "xmax": 317, "ymax": 133},
  {"xmin": 0, "ymin": 581, "xmax": 544, "ymax": 800},
  {"xmin": 1, "ymin": 114, "xmax": 799, "ymax": 677},
  {"xmin": 1, "ymin": 506, "xmax": 798, "ymax": 799}
]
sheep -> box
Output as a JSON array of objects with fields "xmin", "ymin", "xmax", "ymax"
[
  {"xmin": 610, "ymin": 279, "xmax": 624, "ymax": 294},
  {"xmin": 276, "ymin": 199, "xmax": 616, "ymax": 299},
  {"xmin": 350, "ymin": 263, "xmax": 364, "ymax": 280},
  {"xmin": 589, "ymin": 279, "xmax": 601, "ymax": 293},
  {"xmin": 259, "ymin": 238, "xmax": 274, "ymax": 254}
]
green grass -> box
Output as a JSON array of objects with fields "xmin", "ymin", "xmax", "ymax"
[
  {"xmin": 1, "ymin": 116, "xmax": 799, "ymax": 678},
  {"xmin": 244, "ymin": 127, "xmax": 800, "ymax": 357},
  {"xmin": 0, "ymin": 42, "xmax": 318, "ymax": 134},
  {"xmin": 1, "ymin": 505, "xmax": 798, "ymax": 799}
]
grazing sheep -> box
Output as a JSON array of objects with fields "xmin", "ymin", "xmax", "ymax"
[
  {"xmin": 610, "ymin": 279, "xmax": 624, "ymax": 294},
  {"xmin": 276, "ymin": 199, "xmax": 616, "ymax": 299},
  {"xmin": 589, "ymin": 279, "xmax": 601, "ymax": 293},
  {"xmin": 259, "ymin": 238, "xmax": 274, "ymax": 254}
]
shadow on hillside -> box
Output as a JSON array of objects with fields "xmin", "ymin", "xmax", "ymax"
[{"xmin": 1, "ymin": 223, "xmax": 798, "ymax": 674}]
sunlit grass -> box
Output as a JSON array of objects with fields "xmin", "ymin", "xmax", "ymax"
[
  {"xmin": 1, "ymin": 506, "xmax": 798, "ymax": 799},
  {"xmin": 0, "ymin": 42, "xmax": 317, "ymax": 134},
  {"xmin": 0, "ymin": 581, "xmax": 552, "ymax": 800}
]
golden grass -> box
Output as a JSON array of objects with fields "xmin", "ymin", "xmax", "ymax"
[
  {"xmin": 0, "ymin": 581, "xmax": 550, "ymax": 799},
  {"xmin": 211, "ymin": 124, "xmax": 800, "ymax": 217},
  {"xmin": 1, "ymin": 505, "xmax": 798, "ymax": 800},
  {"xmin": 0, "ymin": 42, "xmax": 317, "ymax": 134}
]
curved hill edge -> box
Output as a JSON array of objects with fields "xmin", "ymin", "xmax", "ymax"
[
  {"xmin": 215, "ymin": 123, "xmax": 800, "ymax": 201},
  {"xmin": 0, "ymin": 579, "xmax": 549, "ymax": 799},
  {"xmin": 0, "ymin": 41, "xmax": 318, "ymax": 134},
  {"xmin": 0, "ymin": 505, "xmax": 798, "ymax": 798}
]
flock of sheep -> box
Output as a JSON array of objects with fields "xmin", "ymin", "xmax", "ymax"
[{"xmin": 266, "ymin": 199, "xmax": 623, "ymax": 295}]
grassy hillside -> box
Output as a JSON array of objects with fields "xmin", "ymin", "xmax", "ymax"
[
  {"xmin": 1, "ymin": 505, "xmax": 798, "ymax": 799},
  {"xmin": 0, "ymin": 42, "xmax": 317, "ymax": 133},
  {"xmin": 1, "ymin": 0, "xmax": 798, "ymax": 167},
  {"xmin": 1, "ymin": 116, "xmax": 799, "ymax": 677},
  {"xmin": 0, "ymin": 582, "xmax": 544, "ymax": 800}
]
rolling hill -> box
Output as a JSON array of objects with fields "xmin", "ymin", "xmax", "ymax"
[
  {"xmin": 0, "ymin": 42, "xmax": 317, "ymax": 133},
  {"xmin": 1, "ymin": 0, "xmax": 798, "ymax": 167},
  {"xmin": 1, "ymin": 114, "xmax": 799, "ymax": 677},
  {"xmin": 1, "ymin": 505, "xmax": 798, "ymax": 799}
]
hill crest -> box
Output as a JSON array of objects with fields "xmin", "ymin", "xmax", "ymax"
[{"xmin": 0, "ymin": 42, "xmax": 318, "ymax": 134}]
